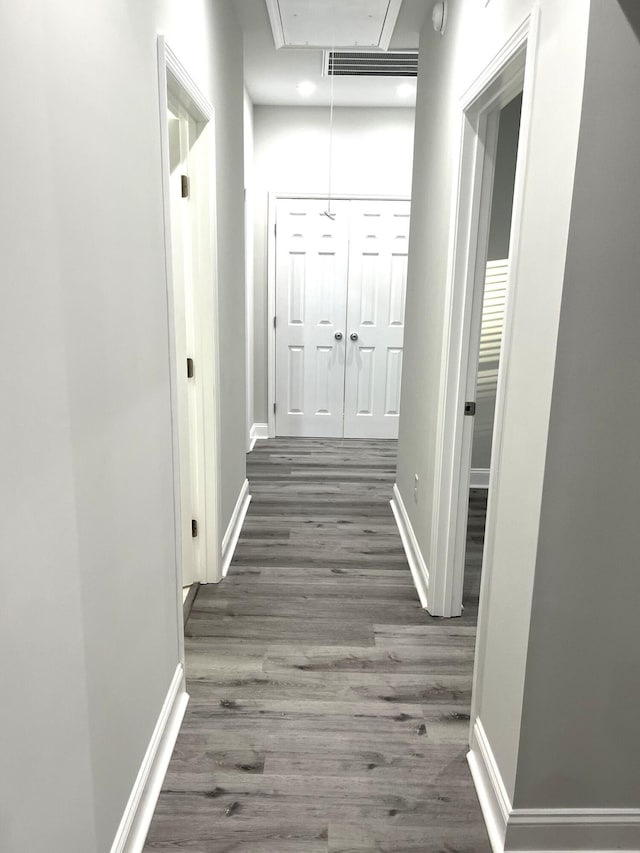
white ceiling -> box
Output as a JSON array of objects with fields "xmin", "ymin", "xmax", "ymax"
[{"xmin": 231, "ymin": 0, "xmax": 429, "ymax": 108}]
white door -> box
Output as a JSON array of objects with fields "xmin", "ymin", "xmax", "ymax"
[
  {"xmin": 274, "ymin": 198, "xmax": 410, "ymax": 439},
  {"xmin": 168, "ymin": 104, "xmax": 205, "ymax": 587},
  {"xmin": 275, "ymin": 198, "xmax": 350, "ymax": 437},
  {"xmin": 343, "ymin": 200, "xmax": 410, "ymax": 438}
]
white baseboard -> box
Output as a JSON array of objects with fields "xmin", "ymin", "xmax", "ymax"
[
  {"xmin": 470, "ymin": 467, "xmax": 490, "ymax": 489},
  {"xmin": 468, "ymin": 718, "xmax": 640, "ymax": 852},
  {"xmin": 468, "ymin": 718, "xmax": 510, "ymax": 852},
  {"xmin": 506, "ymin": 812, "xmax": 640, "ymax": 852},
  {"xmin": 249, "ymin": 422, "xmax": 269, "ymax": 451},
  {"xmin": 390, "ymin": 484, "xmax": 430, "ymax": 609},
  {"xmin": 110, "ymin": 664, "xmax": 188, "ymax": 853},
  {"xmin": 222, "ymin": 478, "xmax": 251, "ymax": 577}
]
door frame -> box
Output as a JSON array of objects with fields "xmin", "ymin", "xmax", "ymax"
[
  {"xmin": 428, "ymin": 7, "xmax": 540, "ymax": 619},
  {"xmin": 267, "ymin": 192, "xmax": 410, "ymax": 438},
  {"xmin": 157, "ymin": 37, "xmax": 223, "ymax": 656}
]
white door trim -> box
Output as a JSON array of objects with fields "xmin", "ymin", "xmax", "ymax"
[
  {"xmin": 428, "ymin": 4, "xmax": 540, "ymax": 622},
  {"xmin": 267, "ymin": 192, "xmax": 411, "ymax": 438},
  {"xmin": 157, "ymin": 36, "xmax": 223, "ymax": 620}
]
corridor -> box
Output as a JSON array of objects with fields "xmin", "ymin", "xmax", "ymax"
[{"xmin": 145, "ymin": 439, "xmax": 490, "ymax": 852}]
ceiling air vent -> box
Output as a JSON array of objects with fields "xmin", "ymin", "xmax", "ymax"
[{"xmin": 323, "ymin": 51, "xmax": 418, "ymax": 78}]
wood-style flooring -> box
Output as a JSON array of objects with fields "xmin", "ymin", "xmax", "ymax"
[{"xmin": 145, "ymin": 438, "xmax": 490, "ymax": 852}]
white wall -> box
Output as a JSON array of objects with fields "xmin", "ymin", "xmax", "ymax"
[
  {"xmin": 0, "ymin": 10, "xmax": 96, "ymax": 848},
  {"xmin": 397, "ymin": 0, "xmax": 590, "ymax": 810},
  {"xmin": 513, "ymin": 0, "xmax": 640, "ymax": 819},
  {"xmin": 251, "ymin": 106, "xmax": 415, "ymax": 424},
  {"xmin": 0, "ymin": 1, "xmax": 246, "ymax": 850}
]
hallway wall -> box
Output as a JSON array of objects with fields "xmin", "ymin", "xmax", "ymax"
[
  {"xmin": 251, "ymin": 106, "xmax": 415, "ymax": 426},
  {"xmin": 397, "ymin": 0, "xmax": 590, "ymax": 812},
  {"xmin": 514, "ymin": 0, "xmax": 640, "ymax": 817},
  {"xmin": 0, "ymin": 1, "xmax": 245, "ymax": 851}
]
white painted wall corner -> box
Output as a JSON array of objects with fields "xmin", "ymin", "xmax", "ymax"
[
  {"xmin": 468, "ymin": 718, "xmax": 640, "ymax": 852},
  {"xmin": 470, "ymin": 467, "xmax": 490, "ymax": 489},
  {"xmin": 221, "ymin": 478, "xmax": 251, "ymax": 576},
  {"xmin": 110, "ymin": 664, "xmax": 188, "ymax": 853},
  {"xmin": 468, "ymin": 718, "xmax": 510, "ymax": 852},
  {"xmin": 249, "ymin": 423, "xmax": 269, "ymax": 452},
  {"xmin": 390, "ymin": 484, "xmax": 430, "ymax": 609}
]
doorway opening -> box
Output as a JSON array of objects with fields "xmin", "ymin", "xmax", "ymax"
[
  {"xmin": 464, "ymin": 92, "xmax": 522, "ymax": 620},
  {"xmin": 427, "ymin": 11, "xmax": 538, "ymax": 621},
  {"xmin": 268, "ymin": 195, "xmax": 410, "ymax": 440},
  {"xmin": 167, "ymin": 99, "xmax": 208, "ymax": 596},
  {"xmin": 158, "ymin": 38, "xmax": 222, "ymax": 646}
]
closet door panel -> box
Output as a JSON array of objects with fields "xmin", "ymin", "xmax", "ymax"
[
  {"xmin": 274, "ymin": 198, "xmax": 350, "ymax": 436},
  {"xmin": 344, "ymin": 200, "xmax": 410, "ymax": 438}
]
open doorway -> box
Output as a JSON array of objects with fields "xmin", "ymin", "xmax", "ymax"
[
  {"xmin": 158, "ymin": 38, "xmax": 223, "ymax": 638},
  {"xmin": 427, "ymin": 14, "xmax": 537, "ymax": 620},
  {"xmin": 464, "ymin": 94, "xmax": 522, "ymax": 619},
  {"xmin": 167, "ymin": 101, "xmax": 207, "ymax": 598}
]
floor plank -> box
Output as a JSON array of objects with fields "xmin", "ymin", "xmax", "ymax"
[{"xmin": 144, "ymin": 438, "xmax": 490, "ymax": 853}]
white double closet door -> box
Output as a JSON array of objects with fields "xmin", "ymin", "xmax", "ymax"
[{"xmin": 275, "ymin": 197, "xmax": 410, "ymax": 438}]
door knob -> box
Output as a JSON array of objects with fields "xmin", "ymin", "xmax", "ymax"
[
  {"xmin": 334, "ymin": 331, "xmax": 343, "ymax": 341},
  {"xmin": 350, "ymin": 332, "xmax": 359, "ymax": 341}
]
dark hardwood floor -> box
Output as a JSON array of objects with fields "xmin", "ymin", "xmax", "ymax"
[{"xmin": 145, "ymin": 438, "xmax": 490, "ymax": 853}]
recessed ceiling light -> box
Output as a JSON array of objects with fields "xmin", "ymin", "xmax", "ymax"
[
  {"xmin": 397, "ymin": 83, "xmax": 416, "ymax": 98},
  {"xmin": 297, "ymin": 81, "xmax": 316, "ymax": 97}
]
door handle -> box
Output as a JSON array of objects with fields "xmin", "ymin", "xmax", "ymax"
[
  {"xmin": 334, "ymin": 331, "xmax": 343, "ymax": 341},
  {"xmin": 350, "ymin": 332, "xmax": 359, "ymax": 342}
]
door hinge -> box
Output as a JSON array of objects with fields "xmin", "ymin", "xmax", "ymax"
[
  {"xmin": 464, "ymin": 401, "xmax": 476, "ymax": 416},
  {"xmin": 273, "ymin": 315, "xmax": 277, "ymax": 329},
  {"xmin": 273, "ymin": 402, "xmax": 276, "ymax": 414},
  {"xmin": 181, "ymin": 174, "xmax": 190, "ymax": 198},
  {"xmin": 187, "ymin": 357, "xmax": 194, "ymax": 379},
  {"xmin": 274, "ymin": 222, "xmax": 277, "ymax": 237},
  {"xmin": 191, "ymin": 518, "xmax": 198, "ymax": 538}
]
